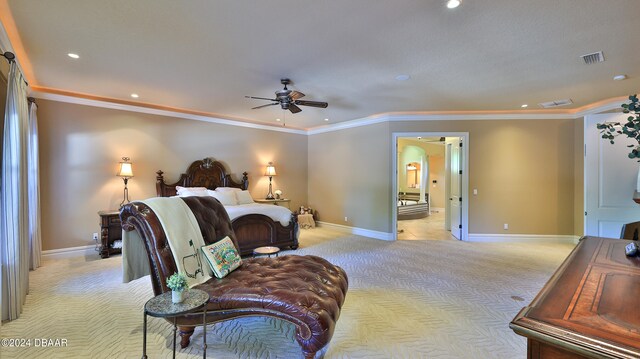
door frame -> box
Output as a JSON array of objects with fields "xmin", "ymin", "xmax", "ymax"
[{"xmin": 392, "ymin": 132, "xmax": 469, "ymax": 241}]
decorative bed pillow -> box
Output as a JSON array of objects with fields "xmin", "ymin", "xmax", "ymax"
[
  {"xmin": 207, "ymin": 190, "xmax": 238, "ymax": 205},
  {"xmin": 176, "ymin": 186, "xmax": 209, "ymax": 197},
  {"xmin": 215, "ymin": 187, "xmax": 242, "ymax": 192},
  {"xmin": 200, "ymin": 236, "xmax": 242, "ymax": 278},
  {"xmin": 236, "ymin": 190, "xmax": 254, "ymax": 205}
]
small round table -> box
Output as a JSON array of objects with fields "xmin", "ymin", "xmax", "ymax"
[
  {"xmin": 253, "ymin": 246, "xmax": 280, "ymax": 257},
  {"xmin": 142, "ymin": 288, "xmax": 209, "ymax": 359}
]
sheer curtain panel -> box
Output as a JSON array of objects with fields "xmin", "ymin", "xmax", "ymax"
[
  {"xmin": 28, "ymin": 100, "xmax": 41, "ymax": 270},
  {"xmin": 1, "ymin": 61, "xmax": 30, "ymax": 322}
]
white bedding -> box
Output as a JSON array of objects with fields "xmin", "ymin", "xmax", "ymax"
[{"xmin": 224, "ymin": 203, "xmax": 292, "ymax": 226}]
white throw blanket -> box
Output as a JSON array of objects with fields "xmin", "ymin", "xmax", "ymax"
[{"xmin": 141, "ymin": 197, "xmax": 212, "ymax": 288}]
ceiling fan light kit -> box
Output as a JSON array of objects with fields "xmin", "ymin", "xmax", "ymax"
[{"xmin": 245, "ymin": 79, "xmax": 328, "ymax": 114}]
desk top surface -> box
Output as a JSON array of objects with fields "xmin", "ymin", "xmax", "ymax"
[{"xmin": 510, "ymin": 236, "xmax": 640, "ymax": 358}]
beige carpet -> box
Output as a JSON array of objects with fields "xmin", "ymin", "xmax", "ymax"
[{"xmin": 0, "ymin": 228, "xmax": 574, "ymax": 358}]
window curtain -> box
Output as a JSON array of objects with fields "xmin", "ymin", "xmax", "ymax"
[
  {"xmin": 28, "ymin": 100, "xmax": 41, "ymax": 270},
  {"xmin": 0, "ymin": 61, "xmax": 30, "ymax": 323}
]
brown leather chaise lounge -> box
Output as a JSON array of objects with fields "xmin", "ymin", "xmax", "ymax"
[{"xmin": 121, "ymin": 196, "xmax": 348, "ymax": 359}]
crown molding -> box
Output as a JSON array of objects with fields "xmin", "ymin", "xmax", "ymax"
[
  {"xmin": 0, "ymin": 4, "xmax": 34, "ymax": 83},
  {"xmin": 0, "ymin": 13, "xmax": 12, "ymax": 54},
  {"xmin": 31, "ymin": 88, "xmax": 307, "ymax": 135},
  {"xmin": 31, "ymin": 84, "xmax": 628, "ymax": 137},
  {"xmin": 306, "ymin": 97, "xmax": 628, "ymax": 135}
]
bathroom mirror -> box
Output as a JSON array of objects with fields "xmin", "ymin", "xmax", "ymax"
[{"xmin": 406, "ymin": 162, "xmax": 420, "ymax": 188}]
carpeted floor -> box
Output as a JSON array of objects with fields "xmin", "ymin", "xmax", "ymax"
[{"xmin": 0, "ymin": 227, "xmax": 574, "ymax": 358}]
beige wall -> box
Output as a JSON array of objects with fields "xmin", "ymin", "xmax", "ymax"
[
  {"xmin": 308, "ymin": 118, "xmax": 577, "ymax": 236},
  {"xmin": 37, "ymin": 98, "xmax": 584, "ymax": 250},
  {"xmin": 428, "ymin": 154, "xmax": 446, "ymax": 208},
  {"xmin": 308, "ymin": 122, "xmax": 391, "ymax": 231},
  {"xmin": 38, "ymin": 100, "xmax": 308, "ymax": 250}
]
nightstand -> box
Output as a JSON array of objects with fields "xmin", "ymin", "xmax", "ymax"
[
  {"xmin": 254, "ymin": 198, "xmax": 291, "ymax": 208},
  {"xmin": 98, "ymin": 210, "xmax": 122, "ymax": 258}
]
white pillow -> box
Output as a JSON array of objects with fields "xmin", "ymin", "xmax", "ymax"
[
  {"xmin": 236, "ymin": 190, "xmax": 254, "ymax": 205},
  {"xmin": 176, "ymin": 186, "xmax": 208, "ymax": 196},
  {"xmin": 207, "ymin": 190, "xmax": 238, "ymax": 206},
  {"xmin": 215, "ymin": 187, "xmax": 242, "ymax": 192},
  {"xmin": 178, "ymin": 190, "xmax": 208, "ymax": 197}
]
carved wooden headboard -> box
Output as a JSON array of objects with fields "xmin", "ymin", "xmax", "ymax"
[{"xmin": 156, "ymin": 157, "xmax": 249, "ymax": 197}]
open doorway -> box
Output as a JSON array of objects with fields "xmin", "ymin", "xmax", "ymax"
[{"xmin": 392, "ymin": 132, "xmax": 469, "ymax": 241}]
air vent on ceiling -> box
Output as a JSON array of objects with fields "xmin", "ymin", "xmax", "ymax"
[
  {"xmin": 538, "ymin": 99, "xmax": 573, "ymax": 108},
  {"xmin": 580, "ymin": 51, "xmax": 604, "ymax": 65}
]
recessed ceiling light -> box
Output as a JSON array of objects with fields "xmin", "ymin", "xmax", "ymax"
[
  {"xmin": 276, "ymin": 118, "xmax": 281, "ymax": 122},
  {"xmin": 395, "ymin": 74, "xmax": 411, "ymax": 81},
  {"xmin": 67, "ymin": 53, "xmax": 79, "ymax": 59},
  {"xmin": 521, "ymin": 104, "xmax": 528, "ymax": 108},
  {"xmin": 130, "ymin": 93, "xmax": 139, "ymax": 98},
  {"xmin": 446, "ymin": 0, "xmax": 461, "ymax": 9},
  {"xmin": 324, "ymin": 118, "xmax": 329, "ymax": 122},
  {"xmin": 613, "ymin": 74, "xmax": 627, "ymax": 81}
]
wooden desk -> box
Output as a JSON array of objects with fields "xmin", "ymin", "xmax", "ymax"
[{"xmin": 510, "ymin": 236, "xmax": 640, "ymax": 358}]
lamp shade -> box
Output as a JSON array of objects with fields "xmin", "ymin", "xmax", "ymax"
[
  {"xmin": 117, "ymin": 157, "xmax": 134, "ymax": 178},
  {"xmin": 264, "ymin": 162, "xmax": 276, "ymax": 176}
]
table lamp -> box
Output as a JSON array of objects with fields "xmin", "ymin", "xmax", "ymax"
[
  {"xmin": 265, "ymin": 162, "xmax": 276, "ymax": 199},
  {"xmin": 117, "ymin": 157, "xmax": 134, "ymax": 207}
]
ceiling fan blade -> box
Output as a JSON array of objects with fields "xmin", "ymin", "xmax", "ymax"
[
  {"xmin": 294, "ymin": 100, "xmax": 328, "ymax": 108},
  {"xmin": 245, "ymin": 96, "xmax": 278, "ymax": 101},
  {"xmin": 251, "ymin": 102, "xmax": 279, "ymax": 110},
  {"xmin": 289, "ymin": 103, "xmax": 302, "ymax": 113},
  {"xmin": 289, "ymin": 91, "xmax": 305, "ymax": 100}
]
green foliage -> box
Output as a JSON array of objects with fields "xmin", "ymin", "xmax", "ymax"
[
  {"xmin": 597, "ymin": 95, "xmax": 640, "ymax": 160},
  {"xmin": 166, "ymin": 272, "xmax": 188, "ymax": 292}
]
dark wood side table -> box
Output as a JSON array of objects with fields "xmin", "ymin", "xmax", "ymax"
[
  {"xmin": 98, "ymin": 210, "xmax": 122, "ymax": 258},
  {"xmin": 143, "ymin": 289, "xmax": 210, "ymax": 359},
  {"xmin": 510, "ymin": 236, "xmax": 640, "ymax": 358}
]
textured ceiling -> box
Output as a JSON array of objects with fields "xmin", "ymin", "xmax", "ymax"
[{"xmin": 3, "ymin": 0, "xmax": 640, "ymax": 129}]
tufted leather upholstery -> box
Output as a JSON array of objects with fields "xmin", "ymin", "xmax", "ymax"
[
  {"xmin": 120, "ymin": 197, "xmax": 348, "ymax": 358},
  {"xmin": 181, "ymin": 196, "xmax": 239, "ymax": 247}
]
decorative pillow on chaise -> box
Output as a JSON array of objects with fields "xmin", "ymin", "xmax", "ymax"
[{"xmin": 200, "ymin": 236, "xmax": 242, "ymax": 278}]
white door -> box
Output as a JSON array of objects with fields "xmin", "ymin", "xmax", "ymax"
[
  {"xmin": 585, "ymin": 114, "xmax": 640, "ymax": 238},
  {"xmin": 449, "ymin": 139, "xmax": 462, "ymax": 239}
]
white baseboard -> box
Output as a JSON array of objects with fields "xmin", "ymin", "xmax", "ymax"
[
  {"xmin": 467, "ymin": 233, "xmax": 580, "ymax": 244},
  {"xmin": 42, "ymin": 244, "xmax": 98, "ymax": 260},
  {"xmin": 316, "ymin": 221, "xmax": 394, "ymax": 241}
]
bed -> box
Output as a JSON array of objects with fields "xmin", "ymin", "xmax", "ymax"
[{"xmin": 155, "ymin": 157, "xmax": 299, "ymax": 256}]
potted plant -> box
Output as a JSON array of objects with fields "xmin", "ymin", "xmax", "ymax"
[
  {"xmin": 274, "ymin": 189, "xmax": 283, "ymax": 199},
  {"xmin": 166, "ymin": 272, "xmax": 188, "ymax": 303},
  {"xmin": 597, "ymin": 94, "xmax": 640, "ymax": 159}
]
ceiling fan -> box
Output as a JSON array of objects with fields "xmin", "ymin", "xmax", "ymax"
[{"xmin": 245, "ymin": 79, "xmax": 328, "ymax": 114}]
